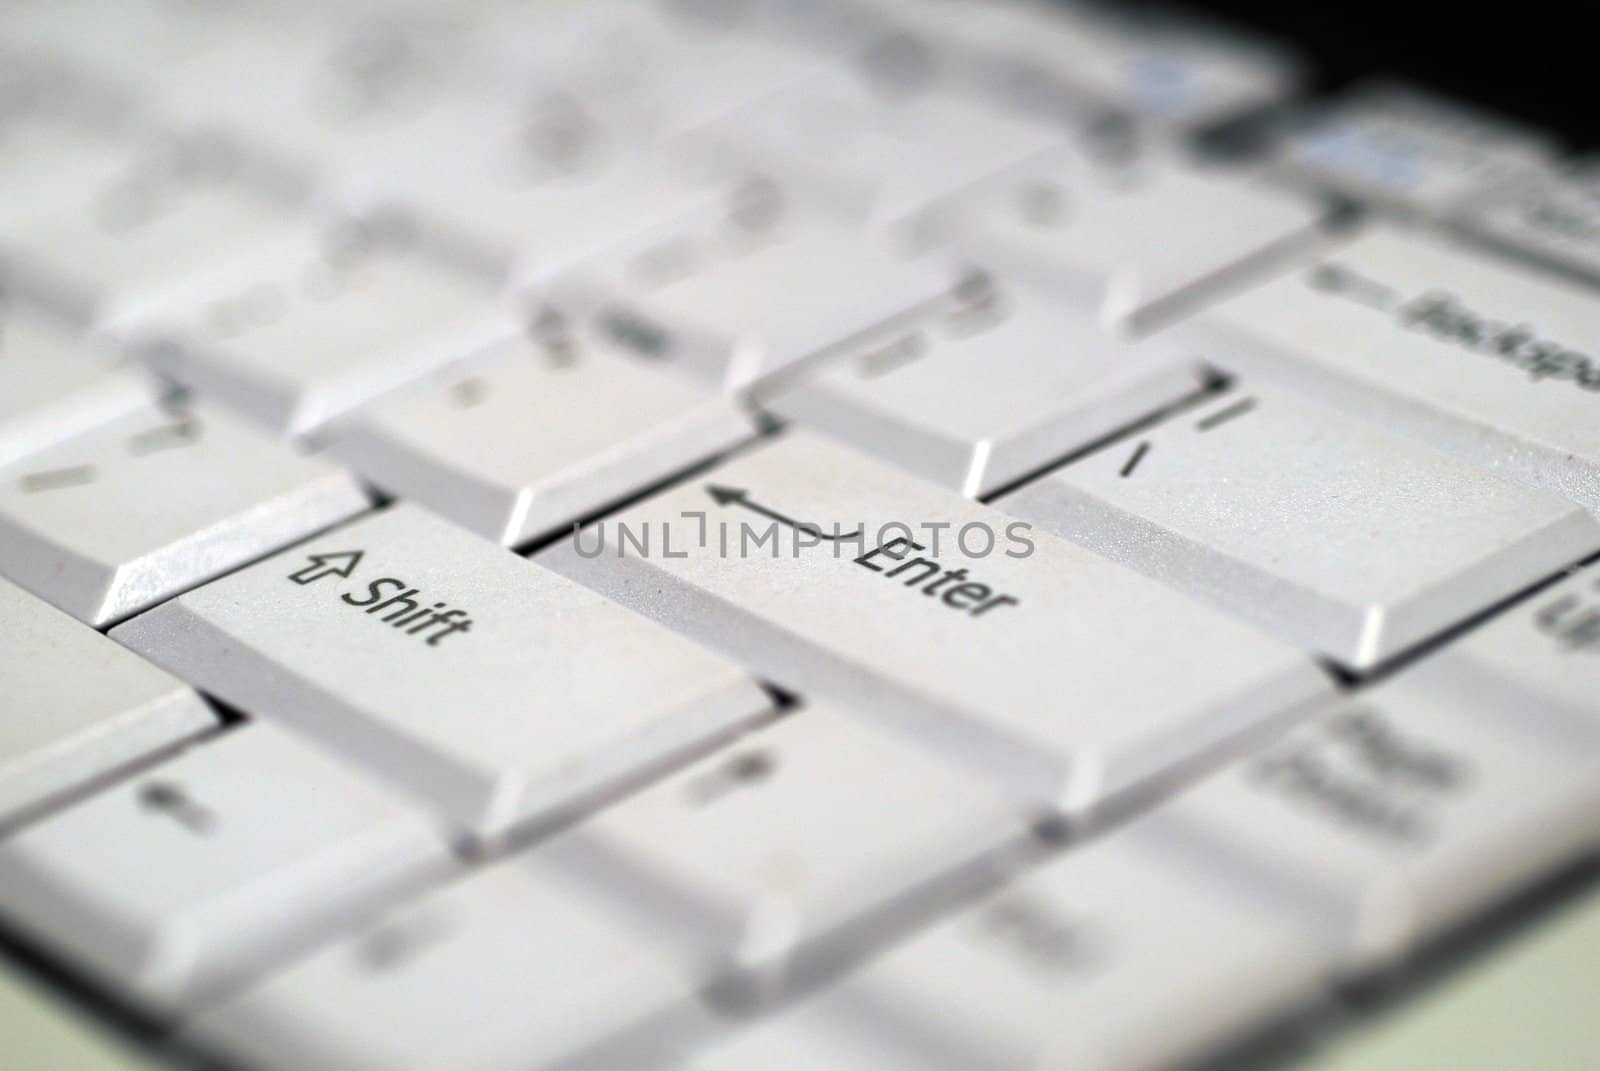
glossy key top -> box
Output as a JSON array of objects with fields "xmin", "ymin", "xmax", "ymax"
[
  {"xmin": 112, "ymin": 504, "xmax": 773, "ymax": 840},
  {"xmin": 541, "ymin": 431, "xmax": 1326, "ymax": 816},
  {"xmin": 1001, "ymin": 385, "xmax": 1600, "ymax": 669}
]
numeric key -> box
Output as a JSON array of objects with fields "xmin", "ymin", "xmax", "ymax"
[
  {"xmin": 0, "ymin": 401, "xmax": 370, "ymax": 626},
  {"xmin": 1002, "ymin": 385, "xmax": 1600, "ymax": 669}
]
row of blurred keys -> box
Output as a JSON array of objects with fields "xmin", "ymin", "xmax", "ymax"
[{"xmin": 3, "ymin": 1, "xmax": 1600, "ymax": 1070}]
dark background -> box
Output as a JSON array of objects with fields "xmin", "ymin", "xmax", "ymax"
[{"xmin": 1163, "ymin": 0, "xmax": 1600, "ymax": 148}]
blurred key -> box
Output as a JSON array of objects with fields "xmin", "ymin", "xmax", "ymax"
[
  {"xmin": 324, "ymin": 328, "xmax": 756, "ymax": 546},
  {"xmin": 0, "ymin": 577, "xmax": 213, "ymax": 828},
  {"xmin": 690, "ymin": 830, "xmax": 1328, "ymax": 1071},
  {"xmin": 0, "ymin": 724, "xmax": 452, "ymax": 1010},
  {"xmin": 1190, "ymin": 226, "xmax": 1600, "ymax": 512},
  {"xmin": 768, "ymin": 291, "xmax": 1204, "ymax": 496},
  {"xmin": 546, "ymin": 705, "xmax": 1029, "ymax": 979},
  {"xmin": 1163, "ymin": 675, "xmax": 1600, "ymax": 966},
  {"xmin": 927, "ymin": 146, "xmax": 1333, "ymax": 333},
  {"xmin": 1273, "ymin": 83, "xmax": 1555, "ymax": 218},
  {"xmin": 0, "ymin": 307, "xmax": 153, "ymax": 468},
  {"xmin": 113, "ymin": 504, "xmax": 773, "ymax": 840},
  {"xmin": 0, "ymin": 84, "xmax": 140, "ymax": 233},
  {"xmin": 685, "ymin": 70, "xmax": 1061, "ymax": 229},
  {"xmin": 334, "ymin": 96, "xmax": 741, "ymax": 286},
  {"xmin": 187, "ymin": 864, "xmax": 712, "ymax": 1071},
  {"xmin": 1428, "ymin": 558, "xmax": 1600, "ymax": 733},
  {"xmin": 0, "ymin": 133, "xmax": 308, "ymax": 326},
  {"xmin": 542, "ymin": 432, "xmax": 1326, "ymax": 815},
  {"xmin": 0, "ymin": 400, "xmax": 369, "ymax": 626},
  {"xmin": 1459, "ymin": 160, "xmax": 1600, "ymax": 286},
  {"xmin": 1002, "ymin": 386, "xmax": 1600, "ymax": 669},
  {"xmin": 121, "ymin": 216, "xmax": 518, "ymax": 434},
  {"xmin": 556, "ymin": 202, "xmax": 959, "ymax": 395},
  {"xmin": 875, "ymin": 0, "xmax": 1298, "ymax": 130}
]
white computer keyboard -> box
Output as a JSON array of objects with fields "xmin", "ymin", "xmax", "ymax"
[{"xmin": 1, "ymin": 1, "xmax": 1598, "ymax": 1070}]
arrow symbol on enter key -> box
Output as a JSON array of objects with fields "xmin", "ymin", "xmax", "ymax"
[{"xmin": 288, "ymin": 550, "xmax": 365, "ymax": 586}]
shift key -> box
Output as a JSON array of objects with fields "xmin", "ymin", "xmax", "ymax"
[
  {"xmin": 111, "ymin": 505, "xmax": 772, "ymax": 841},
  {"xmin": 540, "ymin": 432, "xmax": 1328, "ymax": 815}
]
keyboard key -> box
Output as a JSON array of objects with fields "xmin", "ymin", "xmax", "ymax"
[
  {"xmin": 0, "ymin": 400, "xmax": 368, "ymax": 626},
  {"xmin": 1272, "ymin": 83, "xmax": 1554, "ymax": 218},
  {"xmin": 120, "ymin": 216, "xmax": 518, "ymax": 434},
  {"xmin": 1001, "ymin": 386, "xmax": 1600, "ymax": 669},
  {"xmin": 540, "ymin": 431, "xmax": 1327, "ymax": 815},
  {"xmin": 875, "ymin": 0, "xmax": 1298, "ymax": 129},
  {"xmin": 767, "ymin": 291, "xmax": 1204, "ymax": 496},
  {"xmin": 554, "ymin": 205, "xmax": 959, "ymax": 395},
  {"xmin": 112, "ymin": 504, "xmax": 773, "ymax": 840},
  {"xmin": 1163, "ymin": 675, "xmax": 1600, "ymax": 966},
  {"xmin": 544, "ymin": 705, "xmax": 1029, "ymax": 979},
  {"xmin": 1427, "ymin": 559, "xmax": 1600, "ymax": 735},
  {"xmin": 0, "ymin": 91, "xmax": 140, "ymax": 236},
  {"xmin": 323, "ymin": 328, "xmax": 756, "ymax": 546},
  {"xmin": 0, "ymin": 308, "xmax": 154, "ymax": 468},
  {"xmin": 689, "ymin": 829, "xmax": 1328, "ymax": 1071},
  {"xmin": 330, "ymin": 88, "xmax": 745, "ymax": 284},
  {"xmin": 186, "ymin": 864, "xmax": 712, "ymax": 1071},
  {"xmin": 1459, "ymin": 160, "xmax": 1600, "ymax": 286},
  {"xmin": 0, "ymin": 133, "xmax": 308, "ymax": 327},
  {"xmin": 927, "ymin": 146, "xmax": 1333, "ymax": 333},
  {"xmin": 0, "ymin": 577, "xmax": 214, "ymax": 828},
  {"xmin": 0, "ymin": 724, "xmax": 452, "ymax": 1010},
  {"xmin": 1189, "ymin": 227, "xmax": 1600, "ymax": 512},
  {"xmin": 685, "ymin": 71, "xmax": 1061, "ymax": 229}
]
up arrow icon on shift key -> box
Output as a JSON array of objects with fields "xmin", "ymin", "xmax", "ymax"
[{"xmin": 288, "ymin": 550, "xmax": 365, "ymax": 586}]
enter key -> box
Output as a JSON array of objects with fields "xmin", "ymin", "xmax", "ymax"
[{"xmin": 541, "ymin": 431, "xmax": 1328, "ymax": 816}]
